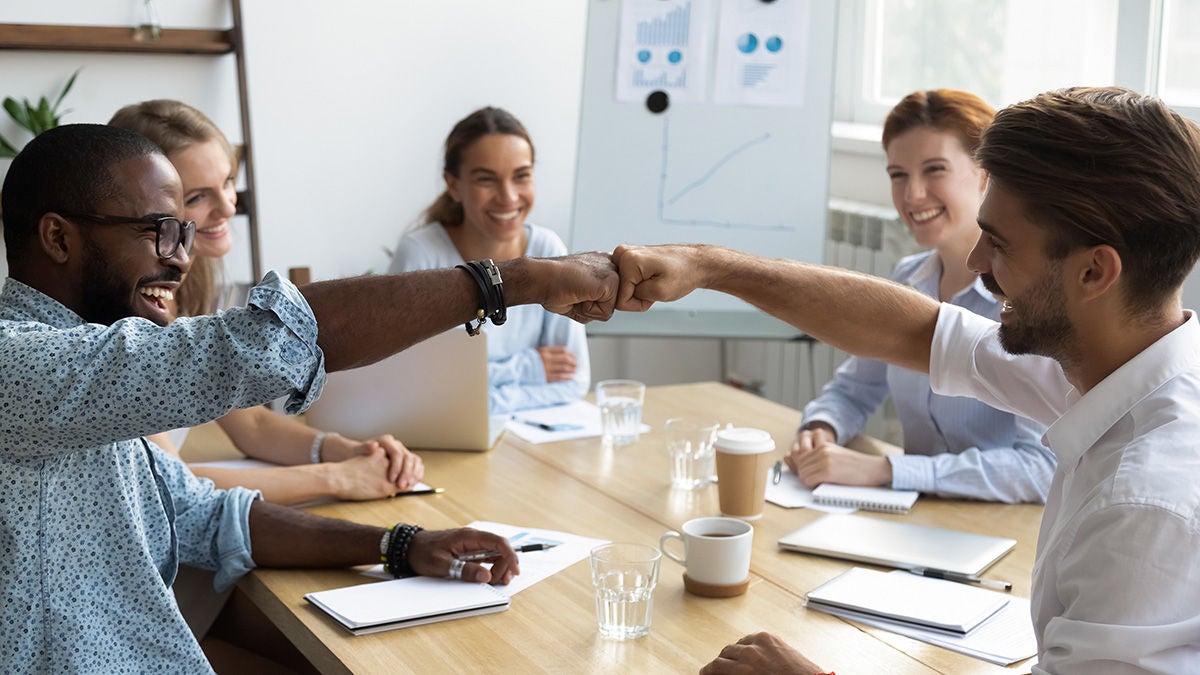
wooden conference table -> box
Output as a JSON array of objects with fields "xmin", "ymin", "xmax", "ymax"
[{"xmin": 229, "ymin": 382, "xmax": 1042, "ymax": 674}]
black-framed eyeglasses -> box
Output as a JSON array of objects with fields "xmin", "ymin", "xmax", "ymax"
[{"xmin": 58, "ymin": 213, "xmax": 196, "ymax": 260}]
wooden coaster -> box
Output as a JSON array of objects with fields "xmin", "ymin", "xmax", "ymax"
[{"xmin": 683, "ymin": 573, "xmax": 750, "ymax": 598}]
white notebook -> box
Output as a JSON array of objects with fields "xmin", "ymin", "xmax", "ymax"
[
  {"xmin": 806, "ymin": 568, "xmax": 1037, "ymax": 666},
  {"xmin": 811, "ymin": 484, "xmax": 919, "ymax": 513},
  {"xmin": 806, "ymin": 567, "xmax": 1008, "ymax": 634},
  {"xmin": 305, "ymin": 576, "xmax": 509, "ymax": 635}
]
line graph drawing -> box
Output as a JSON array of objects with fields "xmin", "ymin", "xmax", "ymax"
[
  {"xmin": 666, "ymin": 131, "xmax": 771, "ymax": 206},
  {"xmin": 657, "ymin": 117, "xmax": 794, "ymax": 231}
]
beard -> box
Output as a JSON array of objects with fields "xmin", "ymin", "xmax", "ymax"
[
  {"xmin": 78, "ymin": 236, "xmax": 178, "ymax": 327},
  {"xmin": 79, "ymin": 237, "xmax": 140, "ymax": 326},
  {"xmin": 986, "ymin": 264, "xmax": 1075, "ymax": 361}
]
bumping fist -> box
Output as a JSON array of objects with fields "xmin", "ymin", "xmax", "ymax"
[
  {"xmin": 536, "ymin": 252, "xmax": 619, "ymax": 323},
  {"xmin": 612, "ymin": 244, "xmax": 710, "ymax": 312}
]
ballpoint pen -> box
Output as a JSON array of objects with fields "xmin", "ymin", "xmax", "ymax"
[
  {"xmin": 454, "ymin": 543, "xmax": 559, "ymax": 561},
  {"xmin": 771, "ymin": 460, "xmax": 783, "ymax": 485},
  {"xmin": 907, "ymin": 567, "xmax": 1013, "ymax": 592},
  {"xmin": 389, "ymin": 487, "xmax": 444, "ymax": 498},
  {"xmin": 512, "ymin": 417, "xmax": 584, "ymax": 432}
]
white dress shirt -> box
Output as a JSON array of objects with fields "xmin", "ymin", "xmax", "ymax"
[{"xmin": 930, "ymin": 304, "xmax": 1200, "ymax": 674}]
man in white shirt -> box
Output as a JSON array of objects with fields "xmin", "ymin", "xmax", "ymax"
[{"xmin": 613, "ymin": 87, "xmax": 1200, "ymax": 674}]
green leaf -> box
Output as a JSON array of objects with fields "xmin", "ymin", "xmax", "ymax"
[
  {"xmin": 0, "ymin": 133, "xmax": 19, "ymax": 158},
  {"xmin": 52, "ymin": 67, "xmax": 81, "ymax": 111},
  {"xmin": 33, "ymin": 96, "xmax": 53, "ymax": 134},
  {"xmin": 4, "ymin": 97, "xmax": 31, "ymax": 131}
]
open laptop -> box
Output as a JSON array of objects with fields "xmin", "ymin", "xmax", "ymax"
[{"xmin": 305, "ymin": 329, "xmax": 504, "ymax": 452}]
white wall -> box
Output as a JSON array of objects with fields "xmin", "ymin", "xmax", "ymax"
[
  {"xmin": 4, "ymin": 2, "xmax": 1200, "ymax": 324},
  {"xmin": 0, "ymin": 0, "xmax": 589, "ymax": 285}
]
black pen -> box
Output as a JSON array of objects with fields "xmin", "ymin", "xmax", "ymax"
[
  {"xmin": 907, "ymin": 567, "xmax": 1012, "ymax": 592},
  {"xmin": 389, "ymin": 487, "xmax": 444, "ymax": 498},
  {"xmin": 512, "ymin": 417, "xmax": 584, "ymax": 432},
  {"xmin": 454, "ymin": 543, "xmax": 558, "ymax": 561}
]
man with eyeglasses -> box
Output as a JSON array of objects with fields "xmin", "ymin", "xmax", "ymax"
[{"xmin": 0, "ymin": 123, "xmax": 618, "ymax": 673}]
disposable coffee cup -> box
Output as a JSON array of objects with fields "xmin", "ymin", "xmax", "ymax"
[{"xmin": 713, "ymin": 427, "xmax": 775, "ymax": 521}]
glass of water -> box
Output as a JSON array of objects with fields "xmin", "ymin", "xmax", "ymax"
[
  {"xmin": 595, "ymin": 379, "xmax": 645, "ymax": 447},
  {"xmin": 665, "ymin": 417, "xmax": 719, "ymax": 489},
  {"xmin": 589, "ymin": 542, "xmax": 661, "ymax": 640}
]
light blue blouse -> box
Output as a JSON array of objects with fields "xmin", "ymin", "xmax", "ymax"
[
  {"xmin": 387, "ymin": 223, "xmax": 590, "ymax": 413},
  {"xmin": 0, "ymin": 273, "xmax": 325, "ymax": 673},
  {"xmin": 801, "ymin": 251, "xmax": 1055, "ymax": 503}
]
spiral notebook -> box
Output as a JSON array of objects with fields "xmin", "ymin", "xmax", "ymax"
[{"xmin": 811, "ymin": 484, "xmax": 919, "ymax": 513}]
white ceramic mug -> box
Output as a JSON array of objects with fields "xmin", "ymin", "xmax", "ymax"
[{"xmin": 659, "ymin": 516, "xmax": 753, "ymax": 588}]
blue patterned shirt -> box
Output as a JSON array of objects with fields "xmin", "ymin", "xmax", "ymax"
[
  {"xmin": 0, "ymin": 272, "xmax": 325, "ymax": 673},
  {"xmin": 802, "ymin": 251, "xmax": 1055, "ymax": 503}
]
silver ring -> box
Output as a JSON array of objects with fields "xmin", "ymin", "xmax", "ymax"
[{"xmin": 448, "ymin": 558, "xmax": 465, "ymax": 580}]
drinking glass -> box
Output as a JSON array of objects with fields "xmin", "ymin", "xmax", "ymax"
[
  {"xmin": 595, "ymin": 379, "xmax": 645, "ymax": 447},
  {"xmin": 665, "ymin": 417, "xmax": 719, "ymax": 489},
  {"xmin": 589, "ymin": 542, "xmax": 661, "ymax": 640}
]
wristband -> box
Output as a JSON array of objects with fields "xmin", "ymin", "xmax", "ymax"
[
  {"xmin": 379, "ymin": 527, "xmax": 393, "ymax": 564},
  {"xmin": 309, "ymin": 431, "xmax": 328, "ymax": 464},
  {"xmin": 456, "ymin": 258, "xmax": 506, "ymax": 336},
  {"xmin": 385, "ymin": 523, "xmax": 425, "ymax": 578}
]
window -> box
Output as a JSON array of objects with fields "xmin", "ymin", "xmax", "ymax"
[
  {"xmin": 837, "ymin": 0, "xmax": 1196, "ymax": 128},
  {"xmin": 1160, "ymin": 0, "xmax": 1200, "ymax": 110}
]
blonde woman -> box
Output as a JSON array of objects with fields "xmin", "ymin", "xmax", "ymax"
[{"xmin": 111, "ymin": 100, "xmax": 423, "ymax": 505}]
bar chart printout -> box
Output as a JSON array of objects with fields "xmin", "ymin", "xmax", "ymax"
[{"xmin": 616, "ymin": 0, "xmax": 711, "ymax": 102}]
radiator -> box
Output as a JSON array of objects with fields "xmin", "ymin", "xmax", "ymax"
[{"xmin": 724, "ymin": 199, "xmax": 918, "ymax": 443}]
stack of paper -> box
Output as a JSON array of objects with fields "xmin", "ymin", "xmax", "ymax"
[
  {"xmin": 806, "ymin": 568, "xmax": 1037, "ymax": 666},
  {"xmin": 504, "ymin": 400, "xmax": 650, "ymax": 444}
]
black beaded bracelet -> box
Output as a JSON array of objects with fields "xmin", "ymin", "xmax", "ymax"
[
  {"xmin": 385, "ymin": 523, "xmax": 424, "ymax": 578},
  {"xmin": 456, "ymin": 259, "xmax": 506, "ymax": 336}
]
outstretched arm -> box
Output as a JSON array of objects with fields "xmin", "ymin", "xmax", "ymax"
[
  {"xmin": 305, "ymin": 253, "xmax": 616, "ymax": 372},
  {"xmin": 614, "ymin": 244, "xmax": 937, "ymax": 373}
]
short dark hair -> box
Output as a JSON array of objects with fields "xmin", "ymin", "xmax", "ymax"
[
  {"xmin": 2, "ymin": 123, "xmax": 163, "ymax": 265},
  {"xmin": 978, "ymin": 87, "xmax": 1200, "ymax": 314}
]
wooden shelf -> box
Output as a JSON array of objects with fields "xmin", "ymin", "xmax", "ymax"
[
  {"xmin": 0, "ymin": 23, "xmax": 233, "ymax": 55},
  {"xmin": 0, "ymin": 1, "xmax": 263, "ymax": 280}
]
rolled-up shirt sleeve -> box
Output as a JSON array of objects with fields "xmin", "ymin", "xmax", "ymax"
[
  {"xmin": 0, "ymin": 272, "xmax": 326, "ymax": 455},
  {"xmin": 150, "ymin": 444, "xmax": 260, "ymax": 590}
]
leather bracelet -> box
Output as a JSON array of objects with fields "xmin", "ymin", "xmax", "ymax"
[
  {"xmin": 455, "ymin": 258, "xmax": 506, "ymax": 335},
  {"xmin": 478, "ymin": 258, "xmax": 506, "ymax": 326}
]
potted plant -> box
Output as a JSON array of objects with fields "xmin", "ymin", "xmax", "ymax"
[{"xmin": 0, "ymin": 67, "xmax": 81, "ymax": 158}]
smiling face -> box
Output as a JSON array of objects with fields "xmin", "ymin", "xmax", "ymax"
[
  {"xmin": 168, "ymin": 139, "xmax": 236, "ymax": 259},
  {"xmin": 444, "ymin": 133, "xmax": 535, "ymax": 251},
  {"xmin": 886, "ymin": 126, "xmax": 986, "ymax": 253},
  {"xmin": 968, "ymin": 180, "xmax": 1075, "ymax": 360},
  {"xmin": 75, "ymin": 154, "xmax": 190, "ymax": 327}
]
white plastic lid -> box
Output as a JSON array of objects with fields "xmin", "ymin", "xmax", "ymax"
[{"xmin": 714, "ymin": 427, "xmax": 775, "ymax": 454}]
